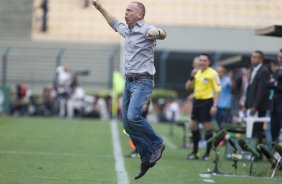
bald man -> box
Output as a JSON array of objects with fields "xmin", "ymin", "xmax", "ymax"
[{"xmin": 92, "ymin": 0, "xmax": 166, "ymax": 179}]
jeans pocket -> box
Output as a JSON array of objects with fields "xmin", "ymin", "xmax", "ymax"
[{"xmin": 137, "ymin": 79, "xmax": 153, "ymax": 88}]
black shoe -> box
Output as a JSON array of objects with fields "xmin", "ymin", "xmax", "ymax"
[
  {"xmin": 134, "ymin": 161, "xmax": 154, "ymax": 180},
  {"xmin": 186, "ymin": 152, "xmax": 199, "ymax": 160},
  {"xmin": 150, "ymin": 144, "xmax": 165, "ymax": 164}
]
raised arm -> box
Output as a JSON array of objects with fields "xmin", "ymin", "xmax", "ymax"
[
  {"xmin": 185, "ymin": 79, "xmax": 193, "ymax": 91},
  {"xmin": 92, "ymin": 0, "xmax": 116, "ymax": 25},
  {"xmin": 185, "ymin": 68, "xmax": 198, "ymax": 91}
]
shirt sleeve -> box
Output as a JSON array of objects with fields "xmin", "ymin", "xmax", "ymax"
[
  {"xmin": 110, "ymin": 19, "xmax": 127, "ymax": 38},
  {"xmin": 212, "ymin": 72, "xmax": 221, "ymax": 92}
]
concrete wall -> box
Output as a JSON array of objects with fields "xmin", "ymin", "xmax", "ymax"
[
  {"xmin": 0, "ymin": 41, "xmax": 120, "ymax": 92},
  {"xmin": 157, "ymin": 26, "xmax": 282, "ymax": 53},
  {"xmin": 0, "ymin": 0, "xmax": 33, "ymax": 40}
]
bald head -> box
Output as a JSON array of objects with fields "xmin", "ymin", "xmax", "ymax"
[{"xmin": 131, "ymin": 1, "xmax": 146, "ymax": 18}]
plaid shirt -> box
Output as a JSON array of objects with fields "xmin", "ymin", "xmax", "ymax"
[{"xmin": 111, "ymin": 19, "xmax": 157, "ymax": 75}]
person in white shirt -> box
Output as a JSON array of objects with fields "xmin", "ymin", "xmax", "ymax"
[
  {"xmin": 67, "ymin": 86, "xmax": 85, "ymax": 119},
  {"xmin": 54, "ymin": 65, "xmax": 72, "ymax": 117},
  {"xmin": 164, "ymin": 98, "xmax": 180, "ymax": 135},
  {"xmin": 96, "ymin": 96, "xmax": 109, "ymax": 120}
]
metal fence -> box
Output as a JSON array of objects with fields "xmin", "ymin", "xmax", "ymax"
[{"xmin": 1, "ymin": 45, "xmax": 120, "ymax": 93}]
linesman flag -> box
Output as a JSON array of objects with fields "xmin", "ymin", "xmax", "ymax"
[
  {"xmin": 112, "ymin": 71, "xmax": 125, "ymax": 117},
  {"xmin": 113, "ymin": 71, "xmax": 125, "ymax": 94}
]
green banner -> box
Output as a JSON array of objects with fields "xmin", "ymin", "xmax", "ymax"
[{"xmin": 0, "ymin": 86, "xmax": 10, "ymax": 113}]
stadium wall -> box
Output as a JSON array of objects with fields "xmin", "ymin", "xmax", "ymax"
[{"xmin": 0, "ymin": 0, "xmax": 33, "ymax": 40}]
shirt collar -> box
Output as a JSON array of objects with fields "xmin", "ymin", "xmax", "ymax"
[
  {"xmin": 253, "ymin": 63, "xmax": 262, "ymax": 72},
  {"xmin": 200, "ymin": 67, "xmax": 210, "ymax": 73},
  {"xmin": 128, "ymin": 20, "xmax": 144, "ymax": 30},
  {"xmin": 136, "ymin": 20, "xmax": 144, "ymax": 27}
]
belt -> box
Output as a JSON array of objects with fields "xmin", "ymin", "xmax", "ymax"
[{"xmin": 126, "ymin": 74, "xmax": 154, "ymax": 82}]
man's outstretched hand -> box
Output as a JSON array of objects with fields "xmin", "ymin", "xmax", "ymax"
[
  {"xmin": 147, "ymin": 28, "xmax": 166, "ymax": 40},
  {"xmin": 92, "ymin": 0, "xmax": 101, "ymax": 10},
  {"xmin": 90, "ymin": 0, "xmax": 114, "ymax": 24}
]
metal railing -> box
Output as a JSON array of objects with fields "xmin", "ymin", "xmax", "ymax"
[{"xmin": 1, "ymin": 45, "xmax": 120, "ymax": 92}]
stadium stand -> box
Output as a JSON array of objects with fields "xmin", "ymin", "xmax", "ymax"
[
  {"xmin": 0, "ymin": 41, "xmax": 120, "ymax": 92},
  {"xmin": 31, "ymin": 0, "xmax": 282, "ymax": 43},
  {"xmin": 0, "ymin": 0, "xmax": 33, "ymax": 40}
]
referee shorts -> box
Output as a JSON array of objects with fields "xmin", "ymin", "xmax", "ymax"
[{"xmin": 191, "ymin": 98, "xmax": 213, "ymax": 122}]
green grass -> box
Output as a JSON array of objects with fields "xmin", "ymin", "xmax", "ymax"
[
  {"xmin": 0, "ymin": 117, "xmax": 115, "ymax": 184},
  {"xmin": 0, "ymin": 116, "xmax": 281, "ymax": 184}
]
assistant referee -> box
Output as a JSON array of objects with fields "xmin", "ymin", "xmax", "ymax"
[{"xmin": 186, "ymin": 53, "xmax": 221, "ymax": 160}]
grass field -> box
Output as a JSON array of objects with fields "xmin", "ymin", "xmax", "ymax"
[{"xmin": 0, "ymin": 116, "xmax": 281, "ymax": 184}]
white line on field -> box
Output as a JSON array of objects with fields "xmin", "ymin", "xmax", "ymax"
[
  {"xmin": 202, "ymin": 179, "xmax": 215, "ymax": 183},
  {"xmin": 215, "ymin": 174, "xmax": 282, "ymax": 180},
  {"xmin": 199, "ymin": 173, "xmax": 211, "ymax": 178},
  {"xmin": 110, "ymin": 119, "xmax": 129, "ymax": 184},
  {"xmin": 0, "ymin": 150, "xmax": 112, "ymax": 158},
  {"xmin": 199, "ymin": 173, "xmax": 215, "ymax": 183},
  {"xmin": 161, "ymin": 135, "xmax": 177, "ymax": 149}
]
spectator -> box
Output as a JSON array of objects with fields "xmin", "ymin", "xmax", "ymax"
[
  {"xmin": 37, "ymin": 84, "xmax": 56, "ymax": 116},
  {"xmin": 105, "ymin": 95, "xmax": 112, "ymax": 118},
  {"xmin": 96, "ymin": 95, "xmax": 109, "ymax": 120},
  {"xmin": 83, "ymin": 0, "xmax": 90, "ymax": 8},
  {"xmin": 215, "ymin": 66, "xmax": 233, "ymax": 128},
  {"xmin": 234, "ymin": 68, "xmax": 251, "ymax": 123},
  {"xmin": 243, "ymin": 50, "xmax": 271, "ymax": 145},
  {"xmin": 239, "ymin": 68, "xmax": 251, "ymax": 109},
  {"xmin": 67, "ymin": 85, "xmax": 85, "ymax": 119},
  {"xmin": 164, "ymin": 98, "xmax": 180, "ymax": 135},
  {"xmin": 164, "ymin": 98, "xmax": 180, "ymax": 122},
  {"xmin": 40, "ymin": 0, "xmax": 48, "ymax": 32},
  {"xmin": 82, "ymin": 95, "xmax": 101, "ymax": 118},
  {"xmin": 269, "ymin": 49, "xmax": 282, "ymax": 142},
  {"xmin": 157, "ymin": 98, "xmax": 167, "ymax": 122},
  {"xmin": 54, "ymin": 65, "xmax": 72, "ymax": 117},
  {"xmin": 11, "ymin": 84, "xmax": 31, "ymax": 116},
  {"xmin": 263, "ymin": 59, "xmax": 280, "ymax": 148}
]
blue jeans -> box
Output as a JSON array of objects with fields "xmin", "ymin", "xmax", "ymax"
[
  {"xmin": 122, "ymin": 79, "xmax": 163, "ymax": 162},
  {"xmin": 215, "ymin": 107, "xmax": 232, "ymax": 128}
]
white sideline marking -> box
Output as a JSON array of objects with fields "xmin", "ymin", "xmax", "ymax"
[
  {"xmin": 199, "ymin": 173, "xmax": 211, "ymax": 178},
  {"xmin": 162, "ymin": 135, "xmax": 177, "ymax": 149},
  {"xmin": 0, "ymin": 150, "xmax": 112, "ymax": 158},
  {"xmin": 199, "ymin": 173, "xmax": 215, "ymax": 183},
  {"xmin": 202, "ymin": 179, "xmax": 215, "ymax": 183},
  {"xmin": 110, "ymin": 120, "xmax": 129, "ymax": 184}
]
